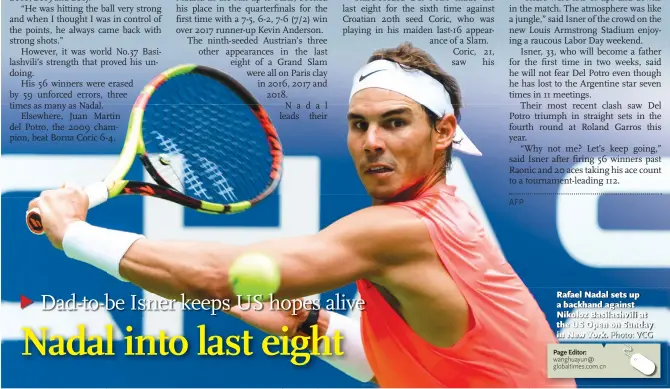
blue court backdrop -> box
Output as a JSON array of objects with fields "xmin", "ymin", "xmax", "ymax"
[{"xmin": 2, "ymin": 0, "xmax": 669, "ymax": 387}]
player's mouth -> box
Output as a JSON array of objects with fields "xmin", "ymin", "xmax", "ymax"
[{"xmin": 364, "ymin": 164, "xmax": 394, "ymax": 175}]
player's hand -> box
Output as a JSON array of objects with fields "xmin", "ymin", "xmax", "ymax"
[
  {"xmin": 27, "ymin": 183, "xmax": 89, "ymax": 250},
  {"xmin": 227, "ymin": 299, "xmax": 318, "ymax": 337}
]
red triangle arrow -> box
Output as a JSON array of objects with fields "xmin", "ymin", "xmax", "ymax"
[{"xmin": 20, "ymin": 295, "xmax": 33, "ymax": 309}]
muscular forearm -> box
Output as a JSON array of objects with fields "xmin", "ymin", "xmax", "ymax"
[
  {"xmin": 59, "ymin": 204, "xmax": 395, "ymax": 307},
  {"xmin": 120, "ymin": 238, "xmax": 244, "ymax": 302}
]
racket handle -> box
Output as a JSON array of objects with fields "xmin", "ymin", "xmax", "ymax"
[{"xmin": 26, "ymin": 182, "xmax": 110, "ymax": 235}]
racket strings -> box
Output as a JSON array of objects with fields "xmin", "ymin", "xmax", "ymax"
[
  {"xmin": 141, "ymin": 72, "xmax": 275, "ymax": 205},
  {"xmin": 150, "ymin": 130, "xmax": 207, "ymax": 198},
  {"xmin": 149, "ymin": 130, "xmax": 238, "ymax": 202}
]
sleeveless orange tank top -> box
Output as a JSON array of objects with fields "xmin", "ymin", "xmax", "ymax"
[{"xmin": 355, "ymin": 183, "xmax": 576, "ymax": 388}]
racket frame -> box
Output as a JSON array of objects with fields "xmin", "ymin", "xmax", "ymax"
[
  {"xmin": 25, "ymin": 64, "xmax": 283, "ymax": 234},
  {"xmin": 104, "ymin": 64, "xmax": 283, "ymax": 214}
]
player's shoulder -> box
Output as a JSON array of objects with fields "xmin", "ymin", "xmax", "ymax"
[
  {"xmin": 338, "ymin": 203, "xmax": 424, "ymax": 230},
  {"xmin": 322, "ymin": 204, "xmax": 434, "ymax": 261}
]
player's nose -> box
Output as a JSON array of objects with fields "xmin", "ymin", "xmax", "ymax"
[{"xmin": 363, "ymin": 126, "xmax": 386, "ymax": 155}]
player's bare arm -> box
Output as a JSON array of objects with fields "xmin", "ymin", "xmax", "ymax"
[{"xmin": 118, "ymin": 203, "xmax": 433, "ymax": 303}]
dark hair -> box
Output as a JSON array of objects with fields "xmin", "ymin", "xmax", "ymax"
[{"xmin": 366, "ymin": 42, "xmax": 462, "ymax": 171}]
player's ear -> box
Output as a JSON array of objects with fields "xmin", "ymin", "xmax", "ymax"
[{"xmin": 434, "ymin": 114, "xmax": 456, "ymax": 151}]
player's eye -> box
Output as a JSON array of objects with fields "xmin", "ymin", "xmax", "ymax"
[
  {"xmin": 353, "ymin": 121, "xmax": 368, "ymax": 130},
  {"xmin": 388, "ymin": 119, "xmax": 405, "ymax": 128}
]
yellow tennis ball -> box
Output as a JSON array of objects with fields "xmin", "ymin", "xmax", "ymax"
[{"xmin": 229, "ymin": 252, "xmax": 281, "ymax": 299}]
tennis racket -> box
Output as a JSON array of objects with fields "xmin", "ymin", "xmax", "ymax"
[{"xmin": 26, "ymin": 64, "xmax": 283, "ymax": 235}]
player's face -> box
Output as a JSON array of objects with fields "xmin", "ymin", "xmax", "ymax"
[{"xmin": 347, "ymin": 88, "xmax": 450, "ymax": 202}]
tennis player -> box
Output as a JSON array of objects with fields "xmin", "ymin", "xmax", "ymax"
[{"xmin": 29, "ymin": 43, "xmax": 575, "ymax": 387}]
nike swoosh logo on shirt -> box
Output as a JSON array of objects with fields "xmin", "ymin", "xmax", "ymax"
[{"xmin": 359, "ymin": 69, "xmax": 385, "ymax": 82}]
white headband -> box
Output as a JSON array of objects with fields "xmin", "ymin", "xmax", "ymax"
[{"xmin": 349, "ymin": 60, "xmax": 482, "ymax": 156}]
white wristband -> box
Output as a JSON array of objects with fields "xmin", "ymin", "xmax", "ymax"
[
  {"xmin": 317, "ymin": 311, "xmax": 374, "ymax": 382},
  {"xmin": 62, "ymin": 221, "xmax": 145, "ymax": 282}
]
